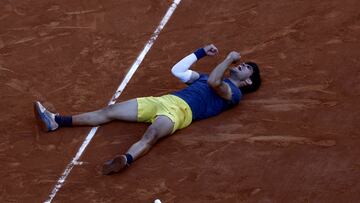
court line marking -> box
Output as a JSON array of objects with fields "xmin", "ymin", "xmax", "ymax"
[{"xmin": 44, "ymin": 0, "xmax": 181, "ymax": 202}]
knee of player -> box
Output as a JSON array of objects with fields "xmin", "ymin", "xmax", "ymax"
[
  {"xmin": 144, "ymin": 127, "xmax": 160, "ymax": 144},
  {"xmin": 102, "ymin": 104, "xmax": 116, "ymax": 118}
]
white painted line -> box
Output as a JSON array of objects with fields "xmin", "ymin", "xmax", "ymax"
[{"xmin": 44, "ymin": 1, "xmax": 181, "ymax": 202}]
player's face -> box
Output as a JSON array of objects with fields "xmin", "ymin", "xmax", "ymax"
[{"xmin": 230, "ymin": 63, "xmax": 253, "ymax": 81}]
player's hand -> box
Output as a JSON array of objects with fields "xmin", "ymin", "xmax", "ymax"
[
  {"xmin": 226, "ymin": 51, "xmax": 241, "ymax": 63},
  {"xmin": 204, "ymin": 44, "xmax": 218, "ymax": 56}
]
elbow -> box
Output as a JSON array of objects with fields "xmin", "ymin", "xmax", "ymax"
[
  {"xmin": 207, "ymin": 78, "xmax": 221, "ymax": 88},
  {"xmin": 171, "ymin": 64, "xmax": 177, "ymax": 76},
  {"xmin": 171, "ymin": 66, "xmax": 176, "ymax": 76},
  {"xmin": 171, "ymin": 63, "xmax": 184, "ymax": 76}
]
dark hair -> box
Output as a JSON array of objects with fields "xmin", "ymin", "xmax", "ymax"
[{"xmin": 239, "ymin": 62, "xmax": 261, "ymax": 94}]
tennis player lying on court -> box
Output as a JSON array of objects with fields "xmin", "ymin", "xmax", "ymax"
[{"xmin": 34, "ymin": 44, "xmax": 261, "ymax": 175}]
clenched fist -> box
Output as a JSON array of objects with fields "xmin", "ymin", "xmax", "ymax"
[
  {"xmin": 226, "ymin": 51, "xmax": 241, "ymax": 63},
  {"xmin": 204, "ymin": 44, "xmax": 219, "ymax": 56}
]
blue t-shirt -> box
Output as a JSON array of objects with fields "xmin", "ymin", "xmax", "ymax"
[{"xmin": 171, "ymin": 74, "xmax": 242, "ymax": 121}]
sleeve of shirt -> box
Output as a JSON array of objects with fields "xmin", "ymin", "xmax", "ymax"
[{"xmin": 224, "ymin": 80, "xmax": 242, "ymax": 105}]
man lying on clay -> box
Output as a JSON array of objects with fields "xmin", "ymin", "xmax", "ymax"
[{"xmin": 34, "ymin": 44, "xmax": 261, "ymax": 175}]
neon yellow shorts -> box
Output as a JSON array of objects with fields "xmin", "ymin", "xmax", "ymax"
[{"xmin": 137, "ymin": 94, "xmax": 193, "ymax": 133}]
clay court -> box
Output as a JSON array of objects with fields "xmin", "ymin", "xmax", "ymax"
[{"xmin": 1, "ymin": 0, "xmax": 360, "ymax": 202}]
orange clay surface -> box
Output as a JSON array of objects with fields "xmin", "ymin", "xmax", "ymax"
[{"xmin": 1, "ymin": 0, "xmax": 360, "ymax": 202}]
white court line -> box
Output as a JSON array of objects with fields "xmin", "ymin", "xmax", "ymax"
[{"xmin": 44, "ymin": 0, "xmax": 181, "ymax": 202}]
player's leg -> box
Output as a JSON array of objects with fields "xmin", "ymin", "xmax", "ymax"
[
  {"xmin": 72, "ymin": 99, "xmax": 138, "ymax": 125},
  {"xmin": 102, "ymin": 115, "xmax": 174, "ymax": 175},
  {"xmin": 34, "ymin": 99, "xmax": 138, "ymax": 132},
  {"xmin": 126, "ymin": 115, "xmax": 173, "ymax": 159}
]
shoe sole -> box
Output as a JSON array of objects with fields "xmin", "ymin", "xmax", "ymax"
[
  {"xmin": 33, "ymin": 101, "xmax": 50, "ymax": 132},
  {"xmin": 102, "ymin": 155, "xmax": 127, "ymax": 175}
]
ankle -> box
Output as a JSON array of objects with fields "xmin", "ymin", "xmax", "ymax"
[
  {"xmin": 55, "ymin": 115, "xmax": 73, "ymax": 127},
  {"xmin": 124, "ymin": 153, "xmax": 134, "ymax": 166}
]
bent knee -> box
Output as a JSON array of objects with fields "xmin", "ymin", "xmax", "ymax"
[{"xmin": 143, "ymin": 127, "xmax": 160, "ymax": 145}]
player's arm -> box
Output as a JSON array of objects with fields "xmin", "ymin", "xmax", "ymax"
[
  {"xmin": 171, "ymin": 44, "xmax": 218, "ymax": 84},
  {"xmin": 207, "ymin": 51, "xmax": 240, "ymax": 100}
]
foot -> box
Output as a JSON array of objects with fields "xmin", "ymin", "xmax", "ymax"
[
  {"xmin": 102, "ymin": 155, "xmax": 127, "ymax": 175},
  {"xmin": 33, "ymin": 101, "xmax": 59, "ymax": 132}
]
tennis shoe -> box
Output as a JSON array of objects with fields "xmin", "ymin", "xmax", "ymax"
[
  {"xmin": 33, "ymin": 101, "xmax": 59, "ymax": 132},
  {"xmin": 102, "ymin": 155, "xmax": 127, "ymax": 175}
]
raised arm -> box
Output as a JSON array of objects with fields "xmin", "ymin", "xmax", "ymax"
[
  {"xmin": 207, "ymin": 51, "xmax": 240, "ymax": 100},
  {"xmin": 171, "ymin": 44, "xmax": 218, "ymax": 84}
]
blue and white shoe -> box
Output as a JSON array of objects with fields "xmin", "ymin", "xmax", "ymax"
[{"xmin": 33, "ymin": 101, "xmax": 59, "ymax": 132}]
